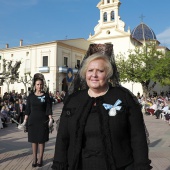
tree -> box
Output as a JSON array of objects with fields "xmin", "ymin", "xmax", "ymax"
[
  {"xmin": 151, "ymin": 50, "xmax": 170, "ymax": 86},
  {"xmin": 17, "ymin": 72, "xmax": 32, "ymax": 94},
  {"xmin": 0, "ymin": 59, "xmax": 21, "ymax": 92},
  {"xmin": 115, "ymin": 43, "xmax": 165, "ymax": 96}
]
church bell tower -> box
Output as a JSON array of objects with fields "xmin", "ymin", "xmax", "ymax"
[{"xmin": 88, "ymin": 0, "xmax": 128, "ymax": 41}]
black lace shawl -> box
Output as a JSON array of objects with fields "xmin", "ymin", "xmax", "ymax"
[{"xmin": 67, "ymin": 44, "xmax": 120, "ymax": 95}]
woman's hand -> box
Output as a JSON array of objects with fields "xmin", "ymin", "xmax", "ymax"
[
  {"xmin": 48, "ymin": 118, "xmax": 53, "ymax": 127},
  {"xmin": 18, "ymin": 119, "xmax": 27, "ymax": 130},
  {"xmin": 21, "ymin": 120, "xmax": 27, "ymax": 126}
]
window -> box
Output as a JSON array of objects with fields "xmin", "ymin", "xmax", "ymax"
[
  {"xmin": 11, "ymin": 54, "xmax": 13, "ymax": 57},
  {"xmin": 0, "ymin": 56, "xmax": 1, "ymax": 60},
  {"xmin": 76, "ymin": 60, "xmax": 81, "ymax": 68},
  {"xmin": 64, "ymin": 57, "xmax": 68, "ymax": 67},
  {"xmin": 107, "ymin": 0, "xmax": 110, "ymax": 3},
  {"xmin": 25, "ymin": 59, "xmax": 31, "ymax": 73},
  {"xmin": 103, "ymin": 12, "xmax": 107, "ymax": 22},
  {"xmin": 26, "ymin": 52, "xmax": 29, "ymax": 56},
  {"xmin": 43, "ymin": 56, "xmax": 48, "ymax": 66},
  {"xmin": 111, "ymin": 11, "xmax": 115, "ymax": 21},
  {"xmin": 21, "ymin": 89, "xmax": 24, "ymax": 94}
]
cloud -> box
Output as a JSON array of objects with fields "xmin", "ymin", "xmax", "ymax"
[
  {"xmin": 157, "ymin": 27, "xmax": 170, "ymax": 48},
  {"xmin": 0, "ymin": 0, "xmax": 39, "ymax": 7}
]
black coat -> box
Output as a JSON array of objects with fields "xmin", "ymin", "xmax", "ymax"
[
  {"xmin": 15, "ymin": 103, "xmax": 26, "ymax": 116},
  {"xmin": 52, "ymin": 86, "xmax": 152, "ymax": 170}
]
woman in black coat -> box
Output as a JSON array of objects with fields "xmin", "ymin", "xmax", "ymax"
[
  {"xmin": 22, "ymin": 73, "xmax": 53, "ymax": 167},
  {"xmin": 51, "ymin": 44, "xmax": 152, "ymax": 170}
]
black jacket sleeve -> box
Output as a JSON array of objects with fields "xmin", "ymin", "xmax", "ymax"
[
  {"xmin": 45, "ymin": 93, "xmax": 53, "ymax": 115},
  {"xmin": 25, "ymin": 95, "xmax": 31, "ymax": 116},
  {"xmin": 125, "ymin": 92, "xmax": 152, "ymax": 169}
]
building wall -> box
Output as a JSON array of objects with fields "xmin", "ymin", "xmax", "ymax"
[{"xmin": 0, "ymin": 39, "xmax": 90, "ymax": 95}]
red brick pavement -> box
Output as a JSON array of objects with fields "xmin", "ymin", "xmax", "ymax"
[{"xmin": 0, "ymin": 103, "xmax": 170, "ymax": 170}]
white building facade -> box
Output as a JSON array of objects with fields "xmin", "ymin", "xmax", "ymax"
[{"xmin": 0, "ymin": 39, "xmax": 91, "ymax": 95}]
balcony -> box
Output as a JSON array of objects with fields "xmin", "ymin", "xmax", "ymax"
[
  {"xmin": 58, "ymin": 66, "xmax": 78, "ymax": 74},
  {"xmin": 38, "ymin": 66, "xmax": 50, "ymax": 73}
]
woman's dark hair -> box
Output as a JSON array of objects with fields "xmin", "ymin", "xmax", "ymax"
[{"xmin": 31, "ymin": 73, "xmax": 47, "ymax": 92}]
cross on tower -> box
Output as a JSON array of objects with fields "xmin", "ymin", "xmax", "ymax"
[{"xmin": 139, "ymin": 14, "xmax": 145, "ymax": 22}]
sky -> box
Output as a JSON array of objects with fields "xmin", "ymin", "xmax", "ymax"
[{"xmin": 0, "ymin": 0, "xmax": 170, "ymax": 49}]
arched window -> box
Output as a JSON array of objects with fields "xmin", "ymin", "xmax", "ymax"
[
  {"xmin": 107, "ymin": 0, "xmax": 110, "ymax": 3},
  {"xmin": 103, "ymin": 12, "xmax": 107, "ymax": 22},
  {"xmin": 111, "ymin": 11, "xmax": 115, "ymax": 21}
]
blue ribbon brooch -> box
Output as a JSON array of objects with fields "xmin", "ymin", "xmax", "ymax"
[
  {"xmin": 38, "ymin": 96, "xmax": 45, "ymax": 102},
  {"xmin": 103, "ymin": 99, "xmax": 122, "ymax": 116}
]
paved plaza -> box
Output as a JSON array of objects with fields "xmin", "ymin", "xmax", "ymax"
[{"xmin": 0, "ymin": 103, "xmax": 170, "ymax": 170}]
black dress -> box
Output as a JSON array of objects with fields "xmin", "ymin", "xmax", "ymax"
[
  {"xmin": 79, "ymin": 105, "xmax": 107, "ymax": 170},
  {"xmin": 25, "ymin": 93, "xmax": 52, "ymax": 143}
]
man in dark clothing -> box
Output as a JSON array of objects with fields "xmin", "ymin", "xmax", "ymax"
[{"xmin": 16, "ymin": 99, "xmax": 26, "ymax": 125}]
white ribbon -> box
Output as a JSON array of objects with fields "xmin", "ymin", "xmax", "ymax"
[
  {"xmin": 38, "ymin": 96, "xmax": 45, "ymax": 102},
  {"xmin": 103, "ymin": 99, "xmax": 122, "ymax": 116}
]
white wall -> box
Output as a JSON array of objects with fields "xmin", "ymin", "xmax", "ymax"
[{"xmin": 0, "ymin": 39, "xmax": 89, "ymax": 95}]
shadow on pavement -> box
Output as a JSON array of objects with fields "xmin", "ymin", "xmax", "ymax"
[
  {"xmin": 149, "ymin": 139, "xmax": 162, "ymax": 147},
  {"xmin": 0, "ymin": 151, "xmax": 32, "ymax": 164}
]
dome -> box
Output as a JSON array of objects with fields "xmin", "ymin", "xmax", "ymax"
[{"xmin": 131, "ymin": 22, "xmax": 157, "ymax": 41}]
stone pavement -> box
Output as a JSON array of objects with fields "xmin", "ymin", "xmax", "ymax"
[
  {"xmin": 145, "ymin": 115, "xmax": 170, "ymax": 170},
  {"xmin": 0, "ymin": 103, "xmax": 170, "ymax": 170},
  {"xmin": 0, "ymin": 103, "xmax": 63, "ymax": 170}
]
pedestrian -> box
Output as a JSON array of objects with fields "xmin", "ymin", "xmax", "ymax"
[
  {"xmin": 16, "ymin": 99, "xmax": 26, "ymax": 125},
  {"xmin": 51, "ymin": 44, "xmax": 152, "ymax": 170},
  {"xmin": 0, "ymin": 114, "xmax": 3, "ymax": 129},
  {"xmin": 0, "ymin": 105, "xmax": 9, "ymax": 127},
  {"xmin": 21, "ymin": 73, "xmax": 53, "ymax": 167}
]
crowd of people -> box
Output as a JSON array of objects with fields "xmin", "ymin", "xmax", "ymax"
[
  {"xmin": 0, "ymin": 90, "xmax": 65, "ymax": 129},
  {"xmin": 137, "ymin": 92, "xmax": 170, "ymax": 125},
  {"xmin": 49, "ymin": 90, "xmax": 66, "ymax": 104}
]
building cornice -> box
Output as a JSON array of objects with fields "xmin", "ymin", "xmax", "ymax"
[
  {"xmin": 0, "ymin": 41, "xmax": 58, "ymax": 52},
  {"xmin": 88, "ymin": 34, "xmax": 131, "ymax": 41},
  {"xmin": 57, "ymin": 42, "xmax": 87, "ymax": 54},
  {"xmin": 0, "ymin": 38, "xmax": 87, "ymax": 54},
  {"xmin": 88, "ymin": 28, "xmax": 130, "ymax": 41}
]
